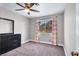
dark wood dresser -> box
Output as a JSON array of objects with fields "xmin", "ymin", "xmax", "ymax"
[{"xmin": 0, "ymin": 33, "xmax": 21, "ymax": 55}]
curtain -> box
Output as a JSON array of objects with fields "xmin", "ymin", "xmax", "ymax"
[
  {"xmin": 34, "ymin": 16, "xmax": 57, "ymax": 45},
  {"xmin": 52, "ymin": 16, "xmax": 57, "ymax": 45},
  {"xmin": 35, "ymin": 19, "xmax": 39, "ymax": 41}
]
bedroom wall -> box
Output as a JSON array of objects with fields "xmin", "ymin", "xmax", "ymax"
[
  {"xmin": 64, "ymin": 3, "xmax": 76, "ymax": 56},
  {"xmin": 0, "ymin": 7, "xmax": 30, "ymax": 44},
  {"xmin": 57, "ymin": 13, "xmax": 64, "ymax": 45},
  {"xmin": 76, "ymin": 15, "xmax": 79, "ymax": 51},
  {"xmin": 29, "ymin": 13, "xmax": 64, "ymax": 45},
  {"xmin": 76, "ymin": 3, "xmax": 79, "ymax": 51}
]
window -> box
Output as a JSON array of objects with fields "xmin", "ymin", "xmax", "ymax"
[{"xmin": 39, "ymin": 19, "xmax": 52, "ymax": 33}]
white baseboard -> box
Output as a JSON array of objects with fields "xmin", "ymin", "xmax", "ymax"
[
  {"xmin": 39, "ymin": 41, "xmax": 52, "ymax": 44},
  {"xmin": 21, "ymin": 40, "xmax": 64, "ymax": 47},
  {"xmin": 28, "ymin": 40, "xmax": 64, "ymax": 47},
  {"xmin": 22, "ymin": 40, "xmax": 52, "ymax": 45},
  {"xmin": 57, "ymin": 44, "xmax": 64, "ymax": 46},
  {"xmin": 21, "ymin": 40, "xmax": 30, "ymax": 44},
  {"xmin": 63, "ymin": 47, "xmax": 68, "ymax": 56},
  {"xmin": 57, "ymin": 44, "xmax": 68, "ymax": 56}
]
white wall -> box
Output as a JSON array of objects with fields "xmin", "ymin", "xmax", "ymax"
[
  {"xmin": 0, "ymin": 7, "xmax": 30, "ymax": 44},
  {"xmin": 64, "ymin": 4, "xmax": 76, "ymax": 56},
  {"xmin": 29, "ymin": 19, "xmax": 35, "ymax": 40},
  {"xmin": 76, "ymin": 3, "xmax": 79, "ymax": 51},
  {"xmin": 29, "ymin": 13, "xmax": 64, "ymax": 45},
  {"xmin": 57, "ymin": 14, "xmax": 64, "ymax": 45},
  {"xmin": 76, "ymin": 16, "xmax": 79, "ymax": 50}
]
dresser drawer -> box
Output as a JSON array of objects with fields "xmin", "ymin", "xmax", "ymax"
[{"xmin": 0, "ymin": 34, "xmax": 21, "ymax": 54}]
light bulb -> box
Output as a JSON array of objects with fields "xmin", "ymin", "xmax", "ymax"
[{"xmin": 24, "ymin": 9, "xmax": 30, "ymax": 13}]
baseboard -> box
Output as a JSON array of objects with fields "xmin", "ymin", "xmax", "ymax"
[
  {"xmin": 24, "ymin": 40, "xmax": 52, "ymax": 45},
  {"xmin": 57, "ymin": 44, "xmax": 64, "ymax": 47},
  {"xmin": 57, "ymin": 44, "xmax": 68, "ymax": 56},
  {"xmin": 29, "ymin": 40, "xmax": 64, "ymax": 46},
  {"xmin": 63, "ymin": 47, "xmax": 68, "ymax": 56},
  {"xmin": 38, "ymin": 41, "xmax": 52, "ymax": 44},
  {"xmin": 21, "ymin": 40, "xmax": 30, "ymax": 44},
  {"xmin": 22, "ymin": 40, "xmax": 64, "ymax": 47}
]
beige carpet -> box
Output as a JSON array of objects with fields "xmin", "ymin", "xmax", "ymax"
[{"xmin": 1, "ymin": 41, "xmax": 65, "ymax": 56}]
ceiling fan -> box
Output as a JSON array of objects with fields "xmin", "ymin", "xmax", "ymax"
[{"xmin": 16, "ymin": 3, "xmax": 39, "ymax": 15}]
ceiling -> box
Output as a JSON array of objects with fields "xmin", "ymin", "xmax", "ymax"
[
  {"xmin": 0, "ymin": 3, "xmax": 65, "ymax": 18},
  {"xmin": 76, "ymin": 3, "xmax": 79, "ymax": 16}
]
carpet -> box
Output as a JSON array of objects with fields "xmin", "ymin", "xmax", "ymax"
[{"xmin": 1, "ymin": 41, "xmax": 65, "ymax": 56}]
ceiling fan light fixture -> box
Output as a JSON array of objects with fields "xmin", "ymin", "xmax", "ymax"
[
  {"xmin": 24, "ymin": 9, "xmax": 30, "ymax": 13},
  {"xmin": 16, "ymin": 3, "xmax": 39, "ymax": 15}
]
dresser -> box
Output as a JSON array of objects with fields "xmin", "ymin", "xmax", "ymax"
[{"xmin": 0, "ymin": 33, "xmax": 21, "ymax": 55}]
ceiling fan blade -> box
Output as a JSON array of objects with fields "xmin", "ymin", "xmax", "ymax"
[
  {"xmin": 34, "ymin": 3, "xmax": 39, "ymax": 6},
  {"xmin": 24, "ymin": 3, "xmax": 39, "ymax": 9},
  {"xmin": 30, "ymin": 9, "xmax": 39, "ymax": 12},
  {"xmin": 16, "ymin": 3, "xmax": 25, "ymax": 8},
  {"xmin": 30, "ymin": 3, "xmax": 35, "ymax": 7},
  {"xmin": 25, "ymin": 3, "xmax": 28, "ymax": 5},
  {"xmin": 24, "ymin": 3, "xmax": 30, "ymax": 8},
  {"xmin": 16, "ymin": 9, "xmax": 24, "ymax": 11}
]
